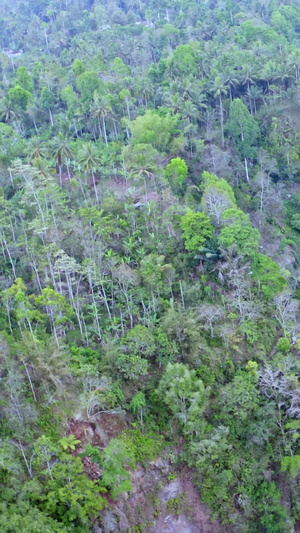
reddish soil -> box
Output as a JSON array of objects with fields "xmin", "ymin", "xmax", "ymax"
[{"xmin": 67, "ymin": 414, "xmax": 127, "ymax": 480}]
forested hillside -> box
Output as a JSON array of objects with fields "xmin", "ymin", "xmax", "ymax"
[{"xmin": 2, "ymin": 0, "xmax": 300, "ymax": 531}]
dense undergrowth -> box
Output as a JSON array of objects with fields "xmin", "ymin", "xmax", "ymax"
[{"xmin": 1, "ymin": 0, "xmax": 300, "ymax": 531}]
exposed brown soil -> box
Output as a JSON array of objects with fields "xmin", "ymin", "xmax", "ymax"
[
  {"xmin": 150, "ymin": 466, "xmax": 226, "ymax": 533},
  {"xmin": 67, "ymin": 414, "xmax": 128, "ymax": 481}
]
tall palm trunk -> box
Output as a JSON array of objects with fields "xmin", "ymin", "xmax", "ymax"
[
  {"xmin": 102, "ymin": 115, "xmax": 108, "ymax": 145},
  {"xmin": 91, "ymin": 169, "xmax": 99, "ymax": 204},
  {"xmin": 219, "ymin": 94, "xmax": 224, "ymax": 147}
]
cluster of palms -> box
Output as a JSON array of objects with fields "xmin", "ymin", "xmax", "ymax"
[
  {"xmin": 27, "ymin": 133, "xmax": 103, "ymax": 202},
  {"xmin": 0, "ymin": 40, "xmax": 299, "ymax": 158}
]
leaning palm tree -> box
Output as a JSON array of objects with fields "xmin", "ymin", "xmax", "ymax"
[
  {"xmin": 51, "ymin": 133, "xmax": 73, "ymax": 184},
  {"xmin": 77, "ymin": 142, "xmax": 101, "ymax": 204}
]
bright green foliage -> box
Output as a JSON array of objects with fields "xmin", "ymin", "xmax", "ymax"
[
  {"xmin": 122, "ymin": 325, "xmax": 156, "ymax": 359},
  {"xmin": 44, "ymin": 454, "xmax": 106, "ymax": 527},
  {"xmin": 252, "ymin": 253, "xmax": 289, "ymax": 298},
  {"xmin": 165, "ymin": 157, "xmax": 188, "ymax": 195},
  {"xmin": 158, "ymin": 363, "xmax": 207, "ymax": 435},
  {"xmin": 281, "ymin": 455, "xmax": 300, "ymax": 479},
  {"xmin": 170, "ymin": 45, "xmax": 197, "ymax": 76},
  {"xmin": 40, "ymin": 87, "xmax": 56, "ymax": 109},
  {"xmin": 101, "ymin": 439, "xmax": 133, "ymax": 499},
  {"xmin": 123, "ymin": 142, "xmax": 159, "ymax": 181},
  {"xmin": 116, "ymin": 352, "xmax": 149, "ymax": 380},
  {"xmin": 201, "ymin": 171, "xmax": 236, "ymax": 204},
  {"xmin": 220, "ymin": 372, "xmax": 259, "ymax": 422},
  {"xmin": 61, "ymin": 85, "xmax": 78, "ymax": 110},
  {"xmin": 130, "ymin": 392, "xmax": 147, "ymax": 424},
  {"xmin": 77, "ymin": 72, "xmax": 102, "ymax": 103},
  {"xmin": 201, "ymin": 171, "xmax": 237, "ymax": 224},
  {"xmin": 9, "ymin": 85, "xmax": 32, "ymax": 110},
  {"xmin": 59, "ymin": 435, "xmax": 81, "ymax": 451},
  {"xmin": 17, "ymin": 67, "xmax": 34, "ymax": 93},
  {"xmin": 139, "ymin": 254, "xmax": 174, "ymax": 295},
  {"xmin": 112, "ymin": 57, "xmax": 130, "ymax": 77},
  {"xmin": 0, "ymin": 502, "xmax": 68, "ymax": 533},
  {"xmin": 120, "ymin": 430, "xmax": 163, "ymax": 465},
  {"xmin": 181, "ymin": 210, "xmax": 214, "ymax": 252},
  {"xmin": 73, "ymin": 59, "xmax": 85, "ymax": 77},
  {"xmin": 251, "ymin": 482, "xmax": 291, "ymax": 532},
  {"xmin": 128, "ymin": 110, "xmax": 179, "ymax": 151},
  {"xmin": 218, "ymin": 208, "xmax": 260, "ymax": 256},
  {"xmin": 0, "ymin": 123, "xmax": 24, "ymax": 164},
  {"xmin": 2, "ymin": 278, "xmax": 43, "ymax": 333}
]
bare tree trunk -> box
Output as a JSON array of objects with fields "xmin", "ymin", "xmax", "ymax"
[
  {"xmin": 91, "ymin": 170, "xmax": 99, "ymax": 205},
  {"xmin": 244, "ymin": 158, "xmax": 249, "ymax": 183},
  {"xmin": 219, "ymin": 94, "xmax": 224, "ymax": 147},
  {"xmin": 23, "ymin": 361, "xmax": 37, "ymax": 402},
  {"xmin": 102, "ymin": 115, "xmax": 108, "ymax": 145},
  {"xmin": 49, "ymin": 108, "xmax": 54, "ymax": 126}
]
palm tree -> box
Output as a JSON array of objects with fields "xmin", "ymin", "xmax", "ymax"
[
  {"xmin": 246, "ymin": 85, "xmax": 263, "ymax": 114},
  {"xmin": 180, "ymin": 99, "xmax": 200, "ymax": 124},
  {"xmin": 274, "ymin": 62, "xmax": 293, "ymax": 92},
  {"xmin": 288, "ymin": 51, "xmax": 300, "ymax": 82},
  {"xmin": 165, "ymin": 92, "xmax": 183, "ymax": 115},
  {"xmin": 222, "ymin": 66, "xmax": 239, "ymax": 101},
  {"xmin": 26, "ymin": 99, "xmax": 42, "ymax": 134},
  {"xmin": 51, "ymin": 133, "xmax": 73, "ymax": 185},
  {"xmin": 211, "ymin": 75, "xmax": 228, "ymax": 146},
  {"xmin": 31, "ymin": 156, "xmax": 51, "ymax": 177},
  {"xmin": 134, "ymin": 77, "xmax": 154, "ymax": 108},
  {"xmin": 78, "ymin": 142, "xmax": 101, "ymax": 204},
  {"xmin": 27, "ymin": 137, "xmax": 47, "ymax": 161},
  {"xmin": 241, "ymin": 64, "xmax": 257, "ymax": 92},
  {"xmin": 0, "ymin": 97, "xmax": 16, "ymax": 124},
  {"xmin": 126, "ymin": 144, "xmax": 158, "ymax": 201},
  {"xmin": 181, "ymin": 78, "xmax": 194, "ymax": 100},
  {"xmin": 260, "ymin": 61, "xmax": 277, "ymax": 91},
  {"xmin": 90, "ymin": 94, "xmax": 112, "ymax": 145}
]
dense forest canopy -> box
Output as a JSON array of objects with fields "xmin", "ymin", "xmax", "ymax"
[{"xmin": 2, "ymin": 0, "xmax": 300, "ymax": 531}]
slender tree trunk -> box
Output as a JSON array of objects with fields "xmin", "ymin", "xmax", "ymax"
[
  {"xmin": 14, "ymin": 441, "xmax": 34, "ymax": 478},
  {"xmin": 1, "ymin": 232, "xmax": 16, "ymax": 278},
  {"xmin": 48, "ymin": 108, "xmax": 54, "ymax": 126},
  {"xmin": 244, "ymin": 158, "xmax": 249, "ymax": 183},
  {"xmin": 66, "ymin": 161, "xmax": 71, "ymax": 180},
  {"xmin": 97, "ymin": 116, "xmax": 102, "ymax": 138},
  {"xmin": 102, "ymin": 115, "xmax": 108, "ymax": 145},
  {"xmin": 91, "ymin": 170, "xmax": 99, "ymax": 205},
  {"xmin": 219, "ymin": 94, "xmax": 224, "ymax": 147},
  {"xmin": 23, "ymin": 361, "xmax": 37, "ymax": 402}
]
